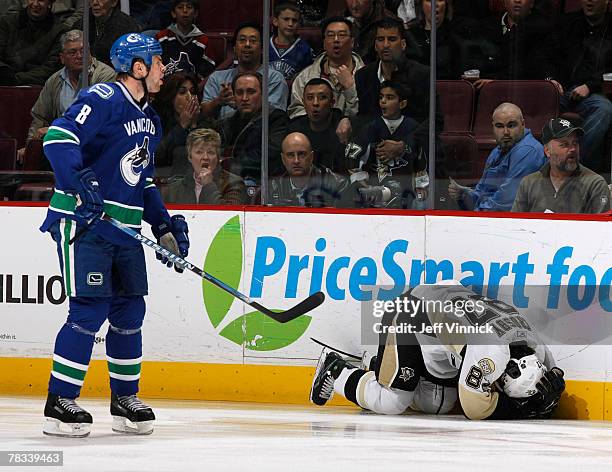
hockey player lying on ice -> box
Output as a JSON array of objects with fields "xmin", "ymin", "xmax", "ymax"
[{"xmin": 310, "ymin": 281, "xmax": 566, "ymax": 420}]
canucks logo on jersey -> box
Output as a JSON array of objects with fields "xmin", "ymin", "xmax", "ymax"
[{"xmin": 120, "ymin": 136, "xmax": 151, "ymax": 186}]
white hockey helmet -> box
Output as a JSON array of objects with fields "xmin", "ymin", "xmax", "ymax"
[{"xmin": 500, "ymin": 354, "xmax": 547, "ymax": 398}]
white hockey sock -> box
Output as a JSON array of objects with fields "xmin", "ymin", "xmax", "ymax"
[{"xmin": 334, "ymin": 365, "xmax": 356, "ymax": 396}]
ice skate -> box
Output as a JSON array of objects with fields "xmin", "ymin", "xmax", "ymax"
[
  {"xmin": 310, "ymin": 350, "xmax": 348, "ymax": 406},
  {"xmin": 43, "ymin": 393, "xmax": 92, "ymax": 438},
  {"xmin": 110, "ymin": 393, "xmax": 155, "ymax": 435}
]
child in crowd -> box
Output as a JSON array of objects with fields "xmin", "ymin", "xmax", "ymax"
[
  {"xmin": 270, "ymin": 1, "xmax": 314, "ymax": 81},
  {"xmin": 156, "ymin": 0, "xmax": 215, "ymax": 79},
  {"xmin": 347, "ymin": 81, "xmax": 428, "ymax": 209}
]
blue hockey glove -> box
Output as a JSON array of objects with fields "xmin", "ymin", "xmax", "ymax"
[
  {"xmin": 152, "ymin": 215, "xmax": 190, "ymax": 273},
  {"xmin": 72, "ymin": 168, "xmax": 104, "ymax": 228}
]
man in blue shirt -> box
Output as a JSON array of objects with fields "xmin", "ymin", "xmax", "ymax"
[
  {"xmin": 448, "ymin": 102, "xmax": 545, "ymax": 211},
  {"xmin": 201, "ymin": 21, "xmax": 288, "ymax": 120}
]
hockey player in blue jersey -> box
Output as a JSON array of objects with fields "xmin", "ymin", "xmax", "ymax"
[{"xmin": 40, "ymin": 33, "xmax": 190, "ymax": 438}]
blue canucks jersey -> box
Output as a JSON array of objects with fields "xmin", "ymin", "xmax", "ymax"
[
  {"xmin": 40, "ymin": 81, "xmax": 170, "ymax": 246},
  {"xmin": 269, "ymin": 37, "xmax": 314, "ymax": 80}
]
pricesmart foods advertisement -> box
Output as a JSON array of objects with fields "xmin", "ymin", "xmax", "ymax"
[{"xmin": 0, "ymin": 205, "xmax": 611, "ymax": 381}]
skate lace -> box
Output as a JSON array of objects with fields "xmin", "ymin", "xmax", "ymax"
[
  {"xmin": 58, "ymin": 398, "xmax": 85, "ymax": 414},
  {"xmin": 320, "ymin": 374, "xmax": 335, "ymax": 400},
  {"xmin": 118, "ymin": 395, "xmax": 149, "ymax": 412}
]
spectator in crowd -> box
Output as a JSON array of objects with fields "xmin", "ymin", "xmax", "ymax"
[
  {"xmin": 163, "ymin": 128, "xmax": 246, "ymax": 205},
  {"xmin": 79, "ymin": 0, "xmax": 141, "ymax": 67},
  {"xmin": 454, "ymin": 0, "xmax": 557, "ymax": 89},
  {"xmin": 344, "ymin": 0, "xmax": 399, "ymax": 63},
  {"xmin": 130, "ymin": 0, "xmax": 173, "ymax": 31},
  {"xmin": 448, "ymin": 103, "xmax": 545, "ymax": 211},
  {"xmin": 385, "ymin": 0, "xmax": 417, "ymax": 28},
  {"xmin": 18, "ymin": 29, "xmax": 115, "ymax": 163},
  {"xmin": 270, "ymin": 132, "xmax": 350, "ymax": 207},
  {"xmin": 218, "ymin": 72, "xmax": 288, "ymax": 186},
  {"xmin": 0, "ymin": 0, "xmax": 68, "ymax": 86},
  {"xmin": 52, "ymin": 0, "xmax": 83, "ymax": 26},
  {"xmin": 406, "ymin": 0, "xmax": 459, "ymax": 79},
  {"xmin": 556, "ymin": 0, "xmax": 612, "ymax": 176},
  {"xmin": 347, "ymin": 80, "xmax": 427, "ymax": 209},
  {"xmin": 269, "ymin": 1, "xmax": 314, "ymax": 81},
  {"xmin": 355, "ymin": 17, "xmax": 443, "ymax": 147},
  {"xmin": 0, "ymin": 0, "xmax": 22, "ymax": 16},
  {"xmin": 202, "ymin": 22, "xmax": 289, "ymax": 120},
  {"xmin": 288, "ymin": 78, "xmax": 347, "ymax": 172},
  {"xmin": 289, "ymin": 16, "xmax": 364, "ymax": 145},
  {"xmin": 152, "ymin": 71, "xmax": 212, "ymax": 177},
  {"xmin": 512, "ymin": 117, "xmax": 610, "ymax": 213},
  {"xmin": 155, "ymin": 0, "xmax": 215, "ymax": 80}
]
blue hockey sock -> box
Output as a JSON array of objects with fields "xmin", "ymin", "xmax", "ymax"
[
  {"xmin": 106, "ymin": 325, "xmax": 142, "ymax": 396},
  {"xmin": 48, "ymin": 323, "xmax": 96, "ymax": 399}
]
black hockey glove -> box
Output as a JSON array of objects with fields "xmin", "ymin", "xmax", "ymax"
[
  {"xmin": 533, "ymin": 367, "xmax": 565, "ymax": 418},
  {"xmin": 72, "ymin": 168, "xmax": 104, "ymax": 228},
  {"xmin": 152, "ymin": 215, "xmax": 190, "ymax": 273}
]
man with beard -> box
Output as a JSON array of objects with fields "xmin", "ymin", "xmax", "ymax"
[
  {"xmin": 448, "ymin": 103, "xmax": 545, "ymax": 211},
  {"xmin": 512, "ymin": 117, "xmax": 610, "ymax": 213}
]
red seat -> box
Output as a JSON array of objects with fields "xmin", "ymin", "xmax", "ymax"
[
  {"xmin": 206, "ymin": 32, "xmax": 232, "ymax": 68},
  {"xmin": 564, "ymin": 0, "xmax": 582, "ymax": 12},
  {"xmin": 297, "ymin": 26, "xmax": 323, "ymax": 55},
  {"xmin": 440, "ymin": 133, "xmax": 483, "ymax": 186},
  {"xmin": 198, "ymin": 0, "xmax": 263, "ymax": 31},
  {"xmin": 0, "ymin": 86, "xmax": 42, "ymax": 148},
  {"xmin": 472, "ymin": 80, "xmax": 559, "ymax": 140},
  {"xmin": 0, "ymin": 137, "xmax": 17, "ymax": 170},
  {"xmin": 437, "ymin": 80, "xmax": 475, "ymax": 133}
]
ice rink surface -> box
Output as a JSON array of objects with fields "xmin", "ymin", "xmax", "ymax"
[{"xmin": 2, "ymin": 396, "xmax": 612, "ymax": 471}]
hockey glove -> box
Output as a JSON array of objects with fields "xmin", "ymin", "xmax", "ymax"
[
  {"xmin": 72, "ymin": 168, "xmax": 104, "ymax": 228},
  {"xmin": 153, "ymin": 215, "xmax": 190, "ymax": 273},
  {"xmin": 533, "ymin": 367, "xmax": 565, "ymax": 418}
]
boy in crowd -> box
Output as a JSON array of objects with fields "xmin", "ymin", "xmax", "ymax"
[
  {"xmin": 156, "ymin": 0, "xmax": 215, "ymax": 79},
  {"xmin": 270, "ymin": 1, "xmax": 314, "ymax": 81},
  {"xmin": 347, "ymin": 81, "xmax": 427, "ymax": 209}
]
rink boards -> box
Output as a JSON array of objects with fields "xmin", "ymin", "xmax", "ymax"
[{"xmin": 0, "ymin": 204, "xmax": 611, "ymax": 419}]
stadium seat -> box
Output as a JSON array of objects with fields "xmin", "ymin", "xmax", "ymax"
[
  {"xmin": 440, "ymin": 133, "xmax": 483, "ymax": 186},
  {"xmin": 472, "ymin": 80, "xmax": 559, "ymax": 140},
  {"xmin": 206, "ymin": 32, "xmax": 232, "ymax": 68},
  {"xmin": 298, "ymin": 27, "xmax": 323, "ymax": 55},
  {"xmin": 199, "ymin": 0, "xmax": 263, "ymax": 31},
  {"xmin": 0, "ymin": 86, "xmax": 42, "ymax": 148},
  {"xmin": 0, "ymin": 138, "xmax": 17, "ymax": 171},
  {"xmin": 437, "ymin": 80, "xmax": 475, "ymax": 133}
]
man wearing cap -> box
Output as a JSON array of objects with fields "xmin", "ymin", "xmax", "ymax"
[
  {"xmin": 512, "ymin": 118, "xmax": 610, "ymax": 213},
  {"xmin": 448, "ymin": 103, "xmax": 545, "ymax": 211}
]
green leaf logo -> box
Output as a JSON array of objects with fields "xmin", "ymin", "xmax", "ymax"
[{"xmin": 203, "ymin": 215, "xmax": 311, "ymax": 350}]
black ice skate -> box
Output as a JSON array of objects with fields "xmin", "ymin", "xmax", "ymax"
[
  {"xmin": 310, "ymin": 351, "xmax": 348, "ymax": 406},
  {"xmin": 110, "ymin": 393, "xmax": 155, "ymax": 435},
  {"xmin": 43, "ymin": 393, "xmax": 93, "ymax": 438}
]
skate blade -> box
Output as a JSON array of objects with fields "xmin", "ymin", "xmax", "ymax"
[
  {"xmin": 112, "ymin": 416, "xmax": 154, "ymax": 435},
  {"xmin": 43, "ymin": 417, "xmax": 91, "ymax": 438},
  {"xmin": 309, "ymin": 348, "xmax": 334, "ymax": 405}
]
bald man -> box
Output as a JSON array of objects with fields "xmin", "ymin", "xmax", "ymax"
[
  {"xmin": 270, "ymin": 132, "xmax": 350, "ymax": 207},
  {"xmin": 448, "ymin": 102, "xmax": 546, "ymax": 211}
]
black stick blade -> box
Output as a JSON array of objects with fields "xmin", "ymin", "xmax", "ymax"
[{"xmin": 251, "ymin": 291, "xmax": 326, "ymax": 323}]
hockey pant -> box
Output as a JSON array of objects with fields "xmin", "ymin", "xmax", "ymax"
[{"xmin": 48, "ymin": 220, "xmax": 147, "ymax": 399}]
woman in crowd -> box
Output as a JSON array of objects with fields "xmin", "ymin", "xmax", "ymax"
[{"xmin": 152, "ymin": 71, "xmax": 212, "ymax": 177}]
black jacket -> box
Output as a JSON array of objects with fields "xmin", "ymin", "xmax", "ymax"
[
  {"xmin": 405, "ymin": 20, "xmax": 460, "ymax": 80},
  {"xmin": 558, "ymin": 12, "xmax": 612, "ymax": 93},
  {"xmin": 355, "ymin": 58, "xmax": 444, "ymax": 142},
  {"xmin": 287, "ymin": 108, "xmax": 347, "ymax": 173},
  {"xmin": 454, "ymin": 12, "xmax": 558, "ymax": 80},
  {"xmin": 218, "ymin": 108, "xmax": 288, "ymax": 183}
]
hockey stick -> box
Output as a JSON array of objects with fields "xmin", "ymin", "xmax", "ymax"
[
  {"xmin": 104, "ymin": 216, "xmax": 325, "ymax": 323},
  {"xmin": 310, "ymin": 337, "xmax": 361, "ymax": 360}
]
